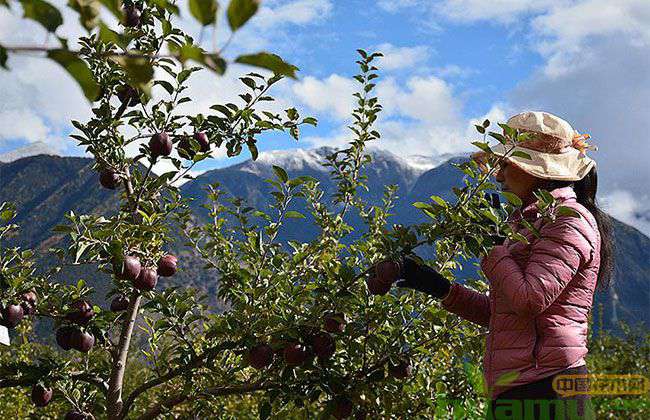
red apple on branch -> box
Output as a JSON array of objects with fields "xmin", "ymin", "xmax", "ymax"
[
  {"xmin": 248, "ymin": 343, "xmax": 274, "ymax": 370},
  {"xmin": 283, "ymin": 342, "xmax": 308, "ymax": 367},
  {"xmin": 323, "ymin": 313, "xmax": 345, "ymax": 333},
  {"xmin": 31, "ymin": 384, "xmax": 53, "ymax": 407},
  {"xmin": 1, "ymin": 303, "xmax": 24, "ymax": 328},
  {"xmin": 134, "ymin": 268, "xmax": 158, "ymax": 291},
  {"xmin": 149, "ymin": 132, "xmax": 172, "ymax": 159},
  {"xmin": 56, "ymin": 326, "xmax": 75, "ymax": 350},
  {"xmin": 374, "ymin": 260, "xmax": 401, "ymax": 286},
  {"xmin": 110, "ymin": 295, "xmax": 130, "ymax": 312},
  {"xmin": 71, "ymin": 329, "xmax": 95, "ymax": 353},
  {"xmin": 116, "ymin": 255, "xmax": 141, "ymax": 281},
  {"xmin": 366, "ymin": 275, "xmax": 391, "ymax": 295},
  {"xmin": 66, "ymin": 300, "xmax": 95, "ymax": 325},
  {"xmin": 388, "ymin": 359, "xmax": 412, "ymax": 379},
  {"xmin": 123, "ymin": 4, "xmax": 141, "ymax": 28},
  {"xmin": 99, "ymin": 170, "xmax": 120, "ymax": 190},
  {"xmin": 157, "ymin": 254, "xmax": 177, "ymax": 277},
  {"xmin": 21, "ymin": 290, "xmax": 37, "ymax": 316},
  {"xmin": 179, "ymin": 132, "xmax": 210, "ymax": 159},
  {"xmin": 312, "ymin": 332, "xmax": 336, "ymax": 360}
]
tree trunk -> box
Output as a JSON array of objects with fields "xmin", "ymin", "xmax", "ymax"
[{"xmin": 107, "ymin": 295, "xmax": 142, "ymax": 420}]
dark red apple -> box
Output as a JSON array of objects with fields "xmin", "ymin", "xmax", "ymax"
[
  {"xmin": 149, "ymin": 132, "xmax": 172, "ymax": 159},
  {"xmin": 31, "ymin": 384, "xmax": 53, "ymax": 407},
  {"xmin": 71, "ymin": 329, "xmax": 95, "ymax": 353},
  {"xmin": 123, "ymin": 5, "xmax": 141, "ymax": 28},
  {"xmin": 21, "ymin": 290, "xmax": 37, "ymax": 316},
  {"xmin": 66, "ymin": 300, "xmax": 94, "ymax": 325},
  {"xmin": 312, "ymin": 332, "xmax": 335, "ymax": 360},
  {"xmin": 116, "ymin": 255, "xmax": 141, "ymax": 281},
  {"xmin": 366, "ymin": 275, "xmax": 391, "ymax": 295},
  {"xmin": 56, "ymin": 326, "xmax": 75, "ymax": 350},
  {"xmin": 248, "ymin": 343, "xmax": 274, "ymax": 370},
  {"xmin": 332, "ymin": 396, "xmax": 353, "ymax": 419},
  {"xmin": 99, "ymin": 170, "xmax": 120, "ymax": 190},
  {"xmin": 179, "ymin": 132, "xmax": 209, "ymax": 159},
  {"xmin": 2, "ymin": 303, "xmax": 24, "ymax": 328},
  {"xmin": 116, "ymin": 84, "xmax": 139, "ymax": 106},
  {"xmin": 157, "ymin": 254, "xmax": 177, "ymax": 277},
  {"xmin": 388, "ymin": 360, "xmax": 412, "ymax": 379},
  {"xmin": 323, "ymin": 313, "xmax": 345, "ymax": 333},
  {"xmin": 375, "ymin": 260, "xmax": 400, "ymax": 286},
  {"xmin": 134, "ymin": 268, "xmax": 158, "ymax": 291},
  {"xmin": 110, "ymin": 295, "xmax": 130, "ymax": 312},
  {"xmin": 283, "ymin": 342, "xmax": 307, "ymax": 367}
]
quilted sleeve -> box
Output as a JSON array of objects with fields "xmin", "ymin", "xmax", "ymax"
[
  {"xmin": 480, "ymin": 215, "xmax": 594, "ymax": 318},
  {"xmin": 440, "ymin": 283, "xmax": 491, "ymax": 327}
]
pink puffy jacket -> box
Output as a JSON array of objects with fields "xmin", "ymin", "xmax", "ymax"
[{"xmin": 441, "ymin": 186, "xmax": 601, "ymax": 399}]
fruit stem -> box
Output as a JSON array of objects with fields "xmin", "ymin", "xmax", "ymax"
[{"xmin": 107, "ymin": 294, "xmax": 142, "ymax": 420}]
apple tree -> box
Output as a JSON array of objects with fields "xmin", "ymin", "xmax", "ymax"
[{"xmin": 0, "ymin": 0, "xmax": 556, "ymax": 418}]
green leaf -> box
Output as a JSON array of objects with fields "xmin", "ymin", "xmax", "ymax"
[
  {"xmin": 488, "ymin": 132, "xmax": 507, "ymax": 145},
  {"xmin": 472, "ymin": 141, "xmax": 491, "ymax": 154},
  {"xmin": 272, "ymin": 165, "xmax": 288, "ymax": 183},
  {"xmin": 47, "ymin": 49, "xmax": 99, "ymax": 101},
  {"xmin": 501, "ymin": 191, "xmax": 522, "ymax": 207},
  {"xmin": 495, "ymin": 370, "xmax": 520, "ymax": 386},
  {"xmin": 259, "ymin": 400, "xmax": 271, "ymax": 420},
  {"xmin": 235, "ymin": 52, "xmax": 298, "ymax": 79},
  {"xmin": 98, "ymin": 0, "xmax": 121, "ymax": 19},
  {"xmin": 475, "ymin": 124, "xmax": 485, "ymax": 134},
  {"xmin": 0, "ymin": 44, "xmax": 7, "ymax": 69},
  {"xmin": 68, "ymin": 0, "xmax": 100, "ymax": 31},
  {"xmin": 20, "ymin": 0, "xmax": 63, "ymax": 32},
  {"xmin": 301, "ymin": 117, "xmax": 317, "ymax": 126},
  {"xmin": 189, "ymin": 0, "xmax": 218, "ymax": 26},
  {"xmin": 113, "ymin": 55, "xmax": 154, "ymax": 85},
  {"xmin": 285, "ymin": 211, "xmax": 305, "ymax": 219},
  {"xmin": 510, "ymin": 150, "xmax": 532, "ymax": 160},
  {"xmin": 556, "ymin": 206, "xmax": 581, "ymax": 218},
  {"xmin": 247, "ymin": 142, "xmax": 258, "ymax": 161},
  {"xmin": 429, "ymin": 195, "xmax": 447, "ymax": 207},
  {"xmin": 227, "ymin": 0, "xmax": 259, "ymax": 31},
  {"xmin": 482, "ymin": 119, "xmax": 490, "ymax": 128}
]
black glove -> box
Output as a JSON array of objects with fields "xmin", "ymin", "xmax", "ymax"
[{"xmin": 395, "ymin": 255, "xmax": 451, "ymax": 299}]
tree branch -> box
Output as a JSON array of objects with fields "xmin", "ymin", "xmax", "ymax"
[{"xmin": 139, "ymin": 382, "xmax": 272, "ymax": 420}]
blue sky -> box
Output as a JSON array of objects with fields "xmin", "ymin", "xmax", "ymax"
[{"xmin": 1, "ymin": 0, "xmax": 649, "ymax": 234}]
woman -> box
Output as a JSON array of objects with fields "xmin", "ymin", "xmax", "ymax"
[{"xmin": 394, "ymin": 111, "xmax": 613, "ymax": 419}]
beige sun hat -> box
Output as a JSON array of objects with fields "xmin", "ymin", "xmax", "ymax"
[{"xmin": 473, "ymin": 111, "xmax": 597, "ymax": 181}]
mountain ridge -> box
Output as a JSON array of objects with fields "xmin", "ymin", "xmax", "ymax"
[{"xmin": 1, "ymin": 151, "xmax": 648, "ymax": 332}]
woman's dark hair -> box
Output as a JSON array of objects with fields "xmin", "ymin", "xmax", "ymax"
[{"xmin": 540, "ymin": 167, "xmax": 614, "ymax": 291}]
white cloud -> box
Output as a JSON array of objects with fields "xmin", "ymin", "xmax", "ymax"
[
  {"xmin": 432, "ymin": 64, "xmax": 477, "ymax": 79},
  {"xmin": 291, "ymin": 74, "xmax": 356, "ymax": 120},
  {"xmin": 374, "ymin": 43, "xmax": 430, "ymax": 71},
  {"xmin": 601, "ymin": 190, "xmax": 650, "ymax": 237},
  {"xmin": 434, "ymin": 0, "xmax": 562, "ymax": 24},
  {"xmin": 254, "ymin": 0, "xmax": 333, "ymax": 28},
  {"xmin": 377, "ymin": 0, "xmax": 422, "ymax": 13},
  {"xmin": 0, "ymin": 110, "xmax": 49, "ymax": 144}
]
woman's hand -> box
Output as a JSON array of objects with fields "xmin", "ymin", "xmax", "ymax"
[{"xmin": 395, "ymin": 255, "xmax": 451, "ymax": 299}]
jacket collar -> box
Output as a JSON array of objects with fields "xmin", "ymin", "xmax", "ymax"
[{"xmin": 512, "ymin": 186, "xmax": 576, "ymax": 221}]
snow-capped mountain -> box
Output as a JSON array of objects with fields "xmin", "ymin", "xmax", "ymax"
[{"xmin": 0, "ymin": 141, "xmax": 59, "ymax": 163}]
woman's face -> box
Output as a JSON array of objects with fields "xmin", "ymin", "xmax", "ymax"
[{"xmin": 495, "ymin": 160, "xmax": 540, "ymax": 202}]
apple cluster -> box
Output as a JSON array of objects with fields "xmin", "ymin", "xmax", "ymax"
[
  {"xmin": 0, "ymin": 290, "xmax": 38, "ymax": 330},
  {"xmin": 365, "ymin": 260, "xmax": 401, "ymax": 295}
]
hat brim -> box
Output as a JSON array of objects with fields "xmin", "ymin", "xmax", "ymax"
[{"xmin": 474, "ymin": 144, "xmax": 596, "ymax": 181}]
